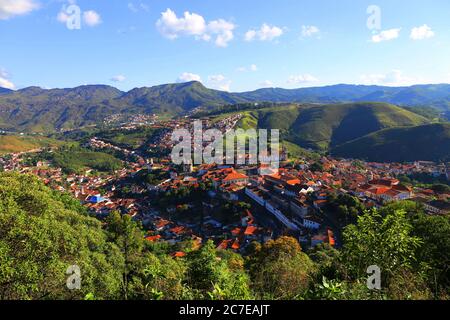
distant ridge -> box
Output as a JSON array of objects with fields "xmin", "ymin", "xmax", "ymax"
[
  {"xmin": 0, "ymin": 87, "xmax": 13, "ymax": 95},
  {"xmin": 0, "ymin": 81, "xmax": 449, "ymax": 132}
]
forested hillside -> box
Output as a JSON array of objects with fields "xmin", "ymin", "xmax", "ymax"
[
  {"xmin": 0, "ymin": 173, "xmax": 448, "ymax": 300},
  {"xmin": 331, "ymin": 123, "xmax": 450, "ymax": 162},
  {"xmin": 0, "ymin": 82, "xmax": 449, "ymax": 132}
]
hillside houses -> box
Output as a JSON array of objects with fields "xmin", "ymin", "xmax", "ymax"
[
  {"xmin": 357, "ymin": 178, "xmax": 413, "ymax": 202},
  {"xmin": 201, "ymin": 167, "xmax": 249, "ymax": 189},
  {"xmin": 1, "ymin": 128, "xmax": 448, "ymax": 254}
]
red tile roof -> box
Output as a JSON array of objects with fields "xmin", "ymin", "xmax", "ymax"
[
  {"xmin": 223, "ymin": 171, "xmax": 248, "ymax": 181},
  {"xmin": 171, "ymin": 251, "xmax": 186, "ymax": 258},
  {"xmin": 145, "ymin": 235, "xmax": 161, "ymax": 242},
  {"xmin": 244, "ymin": 226, "xmax": 258, "ymax": 236}
]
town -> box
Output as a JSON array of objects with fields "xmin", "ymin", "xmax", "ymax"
[{"xmin": 1, "ymin": 116, "xmax": 449, "ymax": 258}]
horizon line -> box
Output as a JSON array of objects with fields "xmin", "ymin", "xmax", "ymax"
[{"xmin": 3, "ymin": 81, "xmax": 450, "ymax": 93}]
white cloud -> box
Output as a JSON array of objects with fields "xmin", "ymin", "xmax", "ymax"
[
  {"xmin": 0, "ymin": 77, "xmax": 15, "ymax": 89},
  {"xmin": 177, "ymin": 72, "xmax": 202, "ymax": 83},
  {"xmin": 245, "ymin": 23, "xmax": 283, "ymax": 42},
  {"xmin": 287, "ymin": 74, "xmax": 319, "ymax": 85},
  {"xmin": 244, "ymin": 30, "xmax": 256, "ymax": 41},
  {"xmin": 301, "ymin": 25, "xmax": 320, "ymax": 38},
  {"xmin": 111, "ymin": 75, "xmax": 126, "ymax": 82},
  {"xmin": 410, "ymin": 24, "xmax": 434, "ymax": 40},
  {"xmin": 207, "ymin": 19, "xmax": 234, "ymax": 47},
  {"xmin": 208, "ymin": 74, "xmax": 225, "ymax": 82},
  {"xmin": 128, "ymin": 3, "xmax": 149, "ymax": 13},
  {"xmin": 208, "ymin": 74, "xmax": 231, "ymax": 91},
  {"xmin": 83, "ymin": 10, "xmax": 101, "ymax": 27},
  {"xmin": 360, "ymin": 70, "xmax": 421, "ymax": 86},
  {"xmin": 371, "ymin": 28, "xmax": 401, "ymax": 43},
  {"xmin": 0, "ymin": 69, "xmax": 15, "ymax": 89},
  {"xmin": 0, "ymin": 0, "xmax": 38, "ymax": 20},
  {"xmin": 156, "ymin": 8, "xmax": 235, "ymax": 47},
  {"xmin": 259, "ymin": 80, "xmax": 273, "ymax": 88},
  {"xmin": 128, "ymin": 3, "xmax": 138, "ymax": 12},
  {"xmin": 57, "ymin": 10, "xmax": 69, "ymax": 23},
  {"xmin": 237, "ymin": 64, "xmax": 258, "ymax": 72}
]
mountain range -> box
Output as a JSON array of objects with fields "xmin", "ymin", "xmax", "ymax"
[
  {"xmin": 1, "ymin": 81, "xmax": 449, "ymax": 162},
  {"xmin": 0, "ymin": 81, "xmax": 449, "ymax": 132}
]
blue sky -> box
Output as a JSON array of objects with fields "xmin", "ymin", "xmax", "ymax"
[{"xmin": 0, "ymin": 0, "xmax": 449, "ymax": 92}]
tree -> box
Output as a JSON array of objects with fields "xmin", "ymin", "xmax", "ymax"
[
  {"xmin": 409, "ymin": 213, "xmax": 450, "ymax": 298},
  {"xmin": 185, "ymin": 240, "xmax": 252, "ymax": 299},
  {"xmin": 0, "ymin": 172, "xmax": 123, "ymax": 300},
  {"xmin": 308, "ymin": 243, "xmax": 343, "ymax": 280},
  {"xmin": 327, "ymin": 194, "xmax": 365, "ymax": 225},
  {"xmin": 105, "ymin": 211, "xmax": 145, "ymax": 300},
  {"xmin": 431, "ymin": 183, "xmax": 450, "ymax": 194},
  {"xmin": 310, "ymin": 162, "xmax": 324, "ymax": 172},
  {"xmin": 341, "ymin": 209, "xmax": 421, "ymax": 284},
  {"xmin": 247, "ymin": 237, "xmax": 315, "ymax": 299},
  {"xmin": 137, "ymin": 253, "xmax": 189, "ymax": 300}
]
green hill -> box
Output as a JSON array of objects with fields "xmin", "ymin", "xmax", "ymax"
[
  {"xmin": 119, "ymin": 81, "xmax": 247, "ymax": 115},
  {"xmin": 231, "ymin": 102, "xmax": 429, "ymax": 151},
  {"xmin": 331, "ymin": 123, "xmax": 450, "ymax": 162},
  {"xmin": 0, "ymin": 135, "xmax": 63, "ymax": 155},
  {"xmin": 0, "ymin": 85, "xmax": 127, "ymax": 132},
  {"xmin": 0, "ymin": 82, "xmax": 249, "ymax": 132},
  {"xmin": 1, "ymin": 82, "xmax": 449, "ymax": 133},
  {"xmin": 48, "ymin": 147, "xmax": 123, "ymax": 174}
]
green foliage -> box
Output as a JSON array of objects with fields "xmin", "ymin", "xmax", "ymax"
[
  {"xmin": 96, "ymin": 127, "xmax": 159, "ymax": 149},
  {"xmin": 326, "ymin": 193, "xmax": 365, "ymax": 225},
  {"xmin": 49, "ymin": 146, "xmax": 122, "ymax": 174},
  {"xmin": 220, "ymin": 102, "xmax": 431, "ymax": 154},
  {"xmin": 401, "ymin": 105, "xmax": 444, "ymax": 121},
  {"xmin": 0, "ymin": 172, "xmax": 123, "ymax": 300},
  {"xmin": 247, "ymin": 237, "xmax": 315, "ymax": 299},
  {"xmin": 186, "ymin": 240, "xmax": 252, "ymax": 300},
  {"xmin": 431, "ymin": 184, "xmax": 450, "ymax": 193},
  {"xmin": 341, "ymin": 209, "xmax": 421, "ymax": 282},
  {"xmin": 309, "ymin": 162, "xmax": 324, "ymax": 172},
  {"xmin": 308, "ymin": 243, "xmax": 344, "ymax": 280},
  {"xmin": 409, "ymin": 213, "xmax": 450, "ymax": 297},
  {"xmin": 142, "ymin": 169, "xmax": 170, "ymax": 185},
  {"xmin": 332, "ymin": 123, "xmax": 450, "ymax": 162},
  {"xmin": 0, "ymin": 173, "xmax": 448, "ymax": 300}
]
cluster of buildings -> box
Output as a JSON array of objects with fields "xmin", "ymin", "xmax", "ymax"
[
  {"xmin": 102, "ymin": 113, "xmax": 159, "ymax": 128},
  {"xmin": 1, "ymin": 117, "xmax": 449, "ymax": 255}
]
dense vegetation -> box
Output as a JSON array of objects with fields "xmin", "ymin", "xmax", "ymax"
[
  {"xmin": 0, "ymin": 172, "xmax": 448, "ymax": 300},
  {"xmin": 95, "ymin": 127, "xmax": 159, "ymax": 150},
  {"xmin": 44, "ymin": 146, "xmax": 123, "ymax": 174},
  {"xmin": 332, "ymin": 123, "xmax": 450, "ymax": 162},
  {"xmin": 222, "ymin": 102, "xmax": 430, "ymax": 151}
]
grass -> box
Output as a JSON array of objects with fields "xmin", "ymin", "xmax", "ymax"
[
  {"xmin": 331, "ymin": 123, "xmax": 450, "ymax": 162},
  {"xmin": 282, "ymin": 140, "xmax": 320, "ymax": 160},
  {"xmin": 211, "ymin": 102, "xmax": 430, "ymax": 152},
  {"xmin": 0, "ymin": 135, "xmax": 63, "ymax": 155}
]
